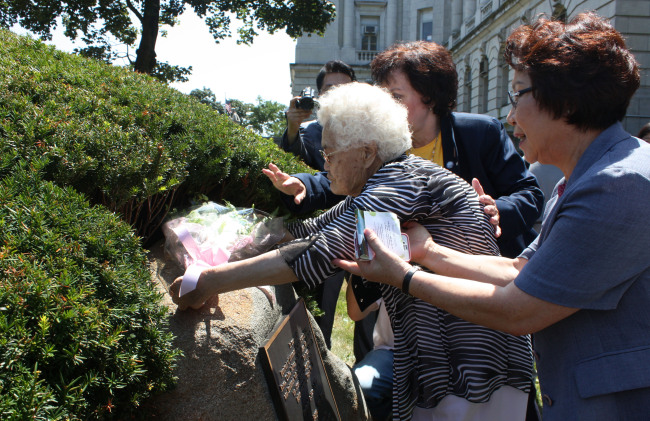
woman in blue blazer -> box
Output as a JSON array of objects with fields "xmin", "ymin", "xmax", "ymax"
[{"xmin": 336, "ymin": 12, "xmax": 650, "ymax": 421}]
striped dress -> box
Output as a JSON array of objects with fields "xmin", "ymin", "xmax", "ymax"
[{"xmin": 286, "ymin": 154, "xmax": 533, "ymax": 420}]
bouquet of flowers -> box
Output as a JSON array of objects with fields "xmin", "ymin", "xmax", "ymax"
[{"xmin": 162, "ymin": 202, "xmax": 285, "ymax": 301}]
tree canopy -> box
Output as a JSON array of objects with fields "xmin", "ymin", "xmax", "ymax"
[
  {"xmin": 1, "ymin": 0, "xmax": 336, "ymax": 83},
  {"xmin": 247, "ymin": 96, "xmax": 286, "ymax": 138},
  {"xmin": 189, "ymin": 88, "xmax": 286, "ymax": 138}
]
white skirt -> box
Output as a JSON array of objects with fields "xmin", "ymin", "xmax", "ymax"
[{"xmin": 410, "ymin": 385, "xmax": 528, "ymax": 421}]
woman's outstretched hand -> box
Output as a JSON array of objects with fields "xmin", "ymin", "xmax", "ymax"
[
  {"xmin": 333, "ymin": 228, "xmax": 411, "ymax": 287},
  {"xmin": 262, "ymin": 163, "xmax": 307, "ymax": 205},
  {"xmin": 169, "ymin": 275, "xmax": 219, "ymax": 311}
]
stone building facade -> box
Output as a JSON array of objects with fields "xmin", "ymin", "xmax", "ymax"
[{"xmin": 290, "ymin": 0, "xmax": 650, "ymax": 135}]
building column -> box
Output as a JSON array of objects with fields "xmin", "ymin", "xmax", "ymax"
[
  {"xmin": 451, "ymin": 0, "xmax": 462, "ymax": 34},
  {"xmin": 343, "ymin": 0, "xmax": 355, "ymax": 49},
  {"xmin": 463, "ymin": 0, "xmax": 476, "ymax": 23},
  {"xmin": 385, "ymin": 0, "xmax": 397, "ymax": 47}
]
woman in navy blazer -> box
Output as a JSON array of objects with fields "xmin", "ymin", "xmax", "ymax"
[
  {"xmin": 336, "ymin": 12, "xmax": 650, "ymax": 421},
  {"xmin": 266, "ymin": 41, "xmax": 543, "ymax": 259}
]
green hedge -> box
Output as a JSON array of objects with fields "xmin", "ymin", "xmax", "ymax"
[
  {"xmin": 0, "ymin": 162, "xmax": 179, "ymax": 419},
  {"xmin": 0, "ymin": 29, "xmax": 316, "ymax": 418},
  {"xmin": 0, "ymin": 29, "xmax": 312, "ymax": 243}
]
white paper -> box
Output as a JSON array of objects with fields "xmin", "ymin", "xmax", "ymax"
[{"xmin": 355, "ymin": 210, "xmax": 410, "ymax": 261}]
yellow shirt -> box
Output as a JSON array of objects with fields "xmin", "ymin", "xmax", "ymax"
[{"xmin": 408, "ymin": 133, "xmax": 443, "ymax": 167}]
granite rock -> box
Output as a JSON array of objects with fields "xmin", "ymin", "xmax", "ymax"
[{"xmin": 144, "ymin": 241, "xmax": 369, "ymax": 421}]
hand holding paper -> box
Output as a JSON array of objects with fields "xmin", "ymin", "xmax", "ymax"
[{"xmin": 354, "ymin": 209, "xmax": 410, "ymax": 261}]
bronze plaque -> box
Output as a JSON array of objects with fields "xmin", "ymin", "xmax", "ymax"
[{"xmin": 259, "ymin": 299, "xmax": 341, "ymax": 421}]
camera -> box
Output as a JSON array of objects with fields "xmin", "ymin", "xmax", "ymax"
[{"xmin": 295, "ymin": 87, "xmax": 316, "ymax": 110}]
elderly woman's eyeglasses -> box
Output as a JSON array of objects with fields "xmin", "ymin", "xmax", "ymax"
[
  {"xmin": 320, "ymin": 149, "xmax": 345, "ymax": 163},
  {"xmin": 508, "ymin": 87, "xmax": 533, "ymax": 109}
]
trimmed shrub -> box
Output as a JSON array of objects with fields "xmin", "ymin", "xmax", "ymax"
[
  {"xmin": 0, "ymin": 29, "xmax": 312, "ymax": 243},
  {"xmin": 0, "ymin": 162, "xmax": 180, "ymax": 419},
  {"xmin": 0, "ymin": 29, "xmax": 320, "ymax": 418}
]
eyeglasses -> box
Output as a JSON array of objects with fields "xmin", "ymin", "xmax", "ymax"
[
  {"xmin": 320, "ymin": 149, "xmax": 346, "ymax": 163},
  {"xmin": 507, "ymin": 87, "xmax": 533, "ymax": 109}
]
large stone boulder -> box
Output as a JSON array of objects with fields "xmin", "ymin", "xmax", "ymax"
[{"xmin": 144, "ymin": 241, "xmax": 369, "ymax": 420}]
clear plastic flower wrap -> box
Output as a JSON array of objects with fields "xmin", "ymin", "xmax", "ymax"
[
  {"xmin": 162, "ymin": 202, "xmax": 286, "ymax": 303},
  {"xmin": 162, "ymin": 202, "xmax": 286, "ymax": 270}
]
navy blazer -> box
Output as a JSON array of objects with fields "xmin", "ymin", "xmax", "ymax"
[
  {"xmin": 282, "ymin": 112, "xmax": 543, "ymax": 257},
  {"xmin": 278, "ymin": 120, "xmax": 326, "ymax": 171}
]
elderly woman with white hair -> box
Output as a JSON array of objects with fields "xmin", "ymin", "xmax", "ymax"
[{"xmin": 171, "ymin": 82, "xmax": 533, "ymax": 421}]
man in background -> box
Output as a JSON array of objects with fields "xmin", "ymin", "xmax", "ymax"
[{"xmin": 278, "ymin": 60, "xmax": 357, "ymax": 171}]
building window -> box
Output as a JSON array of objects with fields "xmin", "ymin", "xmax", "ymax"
[
  {"xmin": 418, "ymin": 8, "xmax": 433, "ymax": 42},
  {"xmin": 361, "ymin": 16, "xmax": 379, "ymax": 51}
]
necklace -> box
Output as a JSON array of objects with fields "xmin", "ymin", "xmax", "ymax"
[
  {"xmin": 431, "ymin": 135, "xmax": 439, "ymax": 159},
  {"xmin": 429, "ymin": 133, "xmax": 443, "ymax": 165}
]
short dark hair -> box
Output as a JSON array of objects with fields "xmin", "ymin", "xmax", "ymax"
[
  {"xmin": 504, "ymin": 12, "xmax": 640, "ymax": 131},
  {"xmin": 370, "ymin": 41, "xmax": 458, "ymax": 117},
  {"xmin": 316, "ymin": 60, "xmax": 357, "ymax": 93}
]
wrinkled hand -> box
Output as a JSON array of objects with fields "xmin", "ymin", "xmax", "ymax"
[
  {"xmin": 169, "ymin": 275, "xmax": 219, "ymax": 312},
  {"xmin": 333, "ymin": 228, "xmax": 411, "ymax": 287},
  {"xmin": 262, "ymin": 163, "xmax": 307, "ymax": 205},
  {"xmin": 401, "ymin": 221, "xmax": 435, "ymax": 263},
  {"xmin": 472, "ymin": 178, "xmax": 501, "ymax": 238}
]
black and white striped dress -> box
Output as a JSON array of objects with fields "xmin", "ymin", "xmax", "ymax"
[{"xmin": 286, "ymin": 154, "xmax": 533, "ymax": 420}]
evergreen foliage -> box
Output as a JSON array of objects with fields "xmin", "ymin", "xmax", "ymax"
[
  {"xmin": 0, "ymin": 29, "xmax": 312, "ymax": 243},
  {"xmin": 0, "ymin": 162, "xmax": 180, "ymax": 419}
]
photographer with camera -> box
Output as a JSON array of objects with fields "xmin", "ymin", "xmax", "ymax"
[{"xmin": 279, "ymin": 60, "xmax": 357, "ymax": 172}]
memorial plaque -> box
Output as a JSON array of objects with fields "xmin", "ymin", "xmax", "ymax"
[{"xmin": 259, "ymin": 299, "xmax": 341, "ymax": 421}]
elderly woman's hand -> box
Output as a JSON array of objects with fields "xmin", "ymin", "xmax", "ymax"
[
  {"xmin": 334, "ymin": 228, "xmax": 412, "ymax": 288},
  {"xmin": 169, "ymin": 275, "xmax": 219, "ymax": 312},
  {"xmin": 472, "ymin": 178, "xmax": 502, "ymax": 238},
  {"xmin": 262, "ymin": 163, "xmax": 307, "ymax": 205}
]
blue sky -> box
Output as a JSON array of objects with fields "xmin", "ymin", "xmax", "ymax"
[{"xmin": 13, "ymin": 11, "xmax": 297, "ymax": 106}]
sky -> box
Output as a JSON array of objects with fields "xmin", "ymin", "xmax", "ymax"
[{"xmin": 12, "ymin": 11, "xmax": 297, "ymax": 106}]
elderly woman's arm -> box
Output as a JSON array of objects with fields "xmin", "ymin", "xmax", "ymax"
[
  {"xmin": 334, "ymin": 227, "xmax": 578, "ymax": 336},
  {"xmin": 171, "ymin": 249, "xmax": 297, "ymax": 310}
]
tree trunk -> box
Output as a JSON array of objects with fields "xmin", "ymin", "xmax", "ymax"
[{"xmin": 134, "ymin": 0, "xmax": 160, "ymax": 75}]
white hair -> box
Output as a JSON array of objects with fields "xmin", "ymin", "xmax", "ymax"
[{"xmin": 317, "ymin": 82, "xmax": 412, "ymax": 162}]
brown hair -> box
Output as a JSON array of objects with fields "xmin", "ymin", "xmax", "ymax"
[
  {"xmin": 638, "ymin": 122, "xmax": 650, "ymax": 142},
  {"xmin": 504, "ymin": 12, "xmax": 639, "ymax": 131},
  {"xmin": 371, "ymin": 41, "xmax": 458, "ymax": 117}
]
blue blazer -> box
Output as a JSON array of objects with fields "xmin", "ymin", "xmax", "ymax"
[
  {"xmin": 278, "ymin": 120, "xmax": 326, "ymax": 171},
  {"xmin": 516, "ymin": 123, "xmax": 650, "ymax": 419},
  {"xmin": 282, "ymin": 112, "xmax": 543, "ymax": 257}
]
